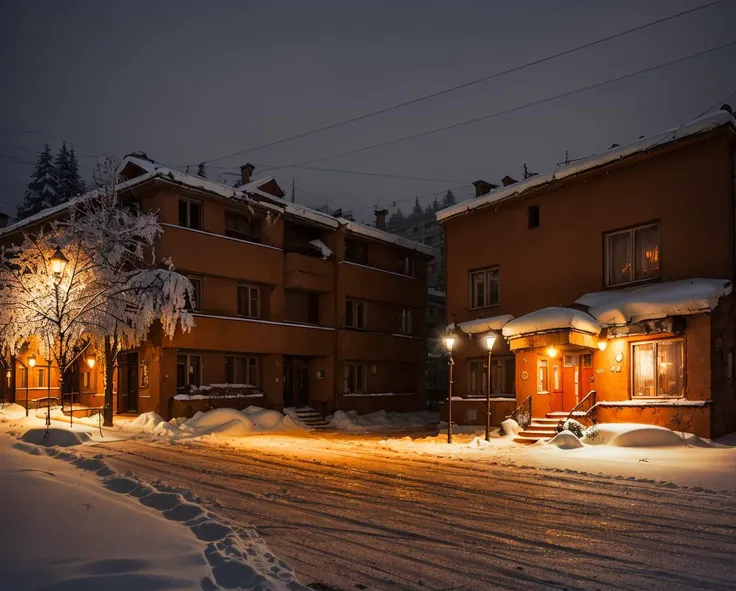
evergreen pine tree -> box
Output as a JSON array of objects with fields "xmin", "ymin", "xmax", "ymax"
[
  {"xmin": 441, "ymin": 190, "xmax": 456, "ymax": 209},
  {"xmin": 388, "ymin": 207, "xmax": 406, "ymax": 229},
  {"xmin": 17, "ymin": 145, "xmax": 59, "ymax": 219},
  {"xmin": 197, "ymin": 162, "xmax": 207, "ymax": 178},
  {"xmin": 432, "ymin": 197, "xmax": 440, "ymax": 212},
  {"xmin": 409, "ymin": 196, "xmax": 423, "ymax": 220},
  {"xmin": 55, "ymin": 143, "xmax": 85, "ymax": 204}
]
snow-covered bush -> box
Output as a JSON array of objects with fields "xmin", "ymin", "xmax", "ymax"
[
  {"xmin": 556, "ymin": 419, "xmax": 585, "ymax": 438},
  {"xmin": 499, "ymin": 418, "xmax": 521, "ymax": 437}
]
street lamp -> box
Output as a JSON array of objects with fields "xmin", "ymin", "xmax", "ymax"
[
  {"xmin": 86, "ymin": 356, "xmax": 95, "ymax": 369},
  {"xmin": 444, "ymin": 330, "xmax": 458, "ymax": 444},
  {"xmin": 485, "ymin": 332, "xmax": 497, "ymax": 442},
  {"xmin": 49, "ymin": 247, "xmax": 68, "ymax": 279},
  {"xmin": 27, "ymin": 355, "xmax": 36, "ymax": 418}
]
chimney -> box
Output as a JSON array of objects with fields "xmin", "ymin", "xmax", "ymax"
[
  {"xmin": 472, "ymin": 180, "xmax": 498, "ymax": 198},
  {"xmin": 501, "ymin": 175, "xmax": 518, "ymax": 187},
  {"xmin": 0, "ymin": 212, "xmax": 8, "ymax": 229},
  {"xmin": 374, "ymin": 208, "xmax": 388, "ymax": 230},
  {"xmin": 239, "ymin": 163, "xmax": 255, "ymax": 186}
]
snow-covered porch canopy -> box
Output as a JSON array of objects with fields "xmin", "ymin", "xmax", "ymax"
[
  {"xmin": 502, "ymin": 278, "xmax": 732, "ymax": 351},
  {"xmin": 447, "ymin": 314, "xmax": 514, "ymax": 335}
]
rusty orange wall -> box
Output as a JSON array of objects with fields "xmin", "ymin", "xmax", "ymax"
[
  {"xmin": 444, "ymin": 134, "xmax": 734, "ymax": 325},
  {"xmin": 596, "ymin": 406, "xmax": 711, "ymax": 438}
]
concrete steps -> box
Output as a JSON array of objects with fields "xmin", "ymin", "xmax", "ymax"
[
  {"xmin": 293, "ymin": 407, "xmax": 330, "ymax": 429},
  {"xmin": 514, "ymin": 411, "xmax": 575, "ymax": 444}
]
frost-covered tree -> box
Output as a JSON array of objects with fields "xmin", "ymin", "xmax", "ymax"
[
  {"xmin": 55, "ymin": 143, "xmax": 85, "ymax": 204},
  {"xmin": 0, "ymin": 163, "xmax": 194, "ymax": 427},
  {"xmin": 17, "ymin": 145, "xmax": 59, "ymax": 219}
]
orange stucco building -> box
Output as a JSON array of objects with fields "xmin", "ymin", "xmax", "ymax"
[
  {"xmin": 1, "ymin": 156, "xmax": 433, "ymax": 421},
  {"xmin": 437, "ymin": 110, "xmax": 736, "ymax": 439}
]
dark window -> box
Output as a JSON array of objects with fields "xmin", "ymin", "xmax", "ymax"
[
  {"xmin": 237, "ymin": 284, "xmax": 261, "ymax": 318},
  {"xmin": 225, "ymin": 355, "xmax": 260, "ymax": 386},
  {"xmin": 344, "ymin": 363, "xmax": 366, "ymax": 394},
  {"xmin": 346, "ymin": 299, "xmax": 366, "ymax": 329},
  {"xmin": 345, "ymin": 239, "xmax": 367, "ymax": 264},
  {"xmin": 177, "ymin": 354, "xmax": 202, "ymax": 390},
  {"xmin": 19, "ymin": 367, "xmax": 28, "ymax": 389},
  {"xmin": 225, "ymin": 211, "xmax": 260, "ymax": 242},
  {"xmin": 469, "ymin": 267, "xmax": 500, "ymax": 309},
  {"xmin": 605, "ymin": 223, "xmax": 660, "ymax": 287},
  {"xmin": 179, "ymin": 198, "xmax": 202, "ymax": 230},
  {"xmin": 399, "ymin": 256, "xmax": 416, "ymax": 277},
  {"xmin": 186, "ymin": 276, "xmax": 203, "ymax": 311},
  {"xmin": 528, "ymin": 204, "xmax": 540, "ymax": 229}
]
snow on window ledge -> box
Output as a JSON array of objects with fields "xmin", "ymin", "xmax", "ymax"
[
  {"xmin": 596, "ymin": 399, "xmax": 710, "ymax": 407},
  {"xmin": 342, "ymin": 392, "xmax": 415, "ymax": 398}
]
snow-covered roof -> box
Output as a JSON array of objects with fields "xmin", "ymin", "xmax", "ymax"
[
  {"xmin": 502, "ymin": 308, "xmax": 601, "ymax": 339},
  {"xmin": 339, "ymin": 219, "xmax": 435, "ymax": 257},
  {"xmin": 576, "ymin": 278, "xmax": 733, "ymax": 327},
  {"xmin": 0, "ymin": 201, "xmax": 69, "ymax": 239},
  {"xmin": 449, "ymin": 314, "xmax": 514, "ymax": 335},
  {"xmin": 437, "ymin": 110, "xmax": 736, "ymax": 223},
  {"xmin": 308, "ymin": 238, "xmax": 333, "ymax": 259}
]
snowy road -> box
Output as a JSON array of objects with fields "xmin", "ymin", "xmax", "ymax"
[{"xmin": 80, "ymin": 434, "xmax": 736, "ymax": 591}]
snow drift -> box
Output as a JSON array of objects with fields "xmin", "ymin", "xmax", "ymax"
[{"xmin": 328, "ymin": 409, "xmax": 438, "ymax": 432}]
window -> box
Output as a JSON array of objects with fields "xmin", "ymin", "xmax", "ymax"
[
  {"xmin": 225, "ymin": 355, "xmax": 259, "ymax": 387},
  {"xmin": 469, "ymin": 267, "xmax": 500, "ymax": 309},
  {"xmin": 37, "ymin": 368, "xmax": 46, "ymax": 388},
  {"xmin": 83, "ymin": 371, "xmax": 91, "ymax": 389},
  {"xmin": 176, "ymin": 354, "xmax": 202, "ymax": 390},
  {"xmin": 424, "ymin": 235, "xmax": 436, "ymax": 245},
  {"xmin": 186, "ymin": 276, "xmax": 203, "ymax": 311},
  {"xmin": 346, "ymin": 299, "xmax": 366, "ymax": 329},
  {"xmin": 344, "ymin": 362, "xmax": 366, "ymax": 394},
  {"xmin": 345, "ymin": 239, "xmax": 367, "ymax": 264},
  {"xmin": 225, "ymin": 211, "xmax": 260, "ymax": 242},
  {"xmin": 400, "ymin": 256, "xmax": 416, "ymax": 277},
  {"xmin": 469, "ymin": 358, "xmax": 515, "ymax": 395},
  {"xmin": 605, "ymin": 223, "xmax": 660, "ymax": 286},
  {"xmin": 580, "ymin": 353, "xmax": 592, "ymax": 368},
  {"xmin": 553, "ymin": 364, "xmax": 560, "ymax": 391},
  {"xmin": 19, "ymin": 367, "xmax": 28, "ymax": 389},
  {"xmin": 178, "ymin": 198, "xmax": 202, "ymax": 230},
  {"xmin": 538, "ymin": 359, "xmax": 549, "ymax": 393},
  {"xmin": 528, "ymin": 204, "xmax": 540, "ymax": 229},
  {"xmin": 632, "ymin": 339, "xmax": 684, "ymax": 397},
  {"xmin": 563, "ymin": 354, "xmax": 574, "ymax": 368},
  {"xmin": 399, "ymin": 308, "xmax": 413, "ymax": 335},
  {"xmin": 237, "ymin": 284, "xmax": 261, "ymax": 318}
]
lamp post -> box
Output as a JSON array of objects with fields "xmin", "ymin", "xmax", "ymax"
[
  {"xmin": 27, "ymin": 355, "xmax": 36, "ymax": 418},
  {"xmin": 444, "ymin": 331, "xmax": 457, "ymax": 444},
  {"xmin": 485, "ymin": 332, "xmax": 497, "ymax": 442},
  {"xmin": 46, "ymin": 247, "xmax": 68, "ymax": 438}
]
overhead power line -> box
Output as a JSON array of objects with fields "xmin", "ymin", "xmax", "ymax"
[
  {"xmin": 196, "ymin": 0, "xmax": 730, "ymax": 166},
  {"xmin": 258, "ymin": 39, "xmax": 736, "ymax": 173}
]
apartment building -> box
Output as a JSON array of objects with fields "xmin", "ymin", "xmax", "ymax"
[
  {"xmin": 2, "ymin": 156, "xmax": 433, "ymax": 420},
  {"xmin": 437, "ymin": 110, "xmax": 736, "ymax": 439}
]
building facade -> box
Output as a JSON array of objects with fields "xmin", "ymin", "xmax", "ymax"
[
  {"xmin": 437, "ymin": 111, "xmax": 736, "ymax": 439},
  {"xmin": 2, "ymin": 156, "xmax": 433, "ymax": 420}
]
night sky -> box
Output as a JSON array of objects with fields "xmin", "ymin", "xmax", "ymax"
[{"xmin": 1, "ymin": 0, "xmax": 735, "ymax": 222}]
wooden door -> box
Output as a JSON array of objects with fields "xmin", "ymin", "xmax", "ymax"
[
  {"xmin": 579, "ymin": 353, "xmax": 594, "ymax": 399},
  {"xmin": 561, "ymin": 354, "xmax": 579, "ymax": 411}
]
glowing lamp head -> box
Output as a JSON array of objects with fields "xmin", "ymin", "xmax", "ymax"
[
  {"xmin": 485, "ymin": 333, "xmax": 497, "ymax": 351},
  {"xmin": 547, "ymin": 346, "xmax": 559, "ymax": 358},
  {"xmin": 598, "ymin": 340, "xmax": 608, "ymax": 352},
  {"xmin": 28, "ymin": 355, "xmax": 36, "ymax": 368},
  {"xmin": 49, "ymin": 247, "xmax": 68, "ymax": 277},
  {"xmin": 5, "ymin": 369, "xmax": 11, "ymax": 379},
  {"xmin": 86, "ymin": 357, "xmax": 96, "ymax": 369},
  {"xmin": 444, "ymin": 335, "xmax": 456, "ymax": 352}
]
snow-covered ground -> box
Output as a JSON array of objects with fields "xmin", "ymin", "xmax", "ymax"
[{"xmin": 0, "ymin": 423, "xmax": 308, "ymax": 589}]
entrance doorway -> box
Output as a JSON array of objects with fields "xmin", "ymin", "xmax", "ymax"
[
  {"xmin": 124, "ymin": 352, "xmax": 139, "ymax": 413},
  {"xmin": 283, "ymin": 357, "xmax": 309, "ymax": 408},
  {"xmin": 561, "ymin": 352, "xmax": 594, "ymax": 411}
]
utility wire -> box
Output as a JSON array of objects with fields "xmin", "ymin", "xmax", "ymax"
[
  {"xmin": 258, "ymin": 39, "xmax": 736, "ymax": 173},
  {"xmin": 196, "ymin": 0, "xmax": 730, "ymax": 166}
]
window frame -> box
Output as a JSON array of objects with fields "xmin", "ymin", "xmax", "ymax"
[
  {"xmin": 528, "ymin": 204, "xmax": 540, "ymax": 229},
  {"xmin": 630, "ymin": 338, "xmax": 685, "ymax": 399},
  {"xmin": 401, "ymin": 256, "xmax": 416, "ymax": 277},
  {"xmin": 344, "ymin": 362, "xmax": 367, "ymax": 394},
  {"xmin": 225, "ymin": 354, "xmax": 260, "ymax": 387},
  {"xmin": 468, "ymin": 357, "xmax": 514, "ymax": 396},
  {"xmin": 18, "ymin": 367, "xmax": 28, "ymax": 389},
  {"xmin": 225, "ymin": 210, "xmax": 260, "ymax": 243},
  {"xmin": 237, "ymin": 283, "xmax": 262, "ymax": 319},
  {"xmin": 176, "ymin": 353, "xmax": 202, "ymax": 391},
  {"xmin": 178, "ymin": 197, "xmax": 203, "ymax": 230},
  {"xmin": 399, "ymin": 308, "xmax": 413, "ymax": 335},
  {"xmin": 344, "ymin": 239, "xmax": 368, "ymax": 264},
  {"xmin": 37, "ymin": 367, "xmax": 46, "ymax": 388},
  {"xmin": 186, "ymin": 275, "xmax": 203, "ymax": 312},
  {"xmin": 469, "ymin": 266, "xmax": 500, "ymax": 310},
  {"xmin": 537, "ymin": 358, "xmax": 549, "ymax": 394},
  {"xmin": 346, "ymin": 299, "xmax": 367, "ymax": 329},
  {"xmin": 604, "ymin": 222, "xmax": 660, "ymax": 287}
]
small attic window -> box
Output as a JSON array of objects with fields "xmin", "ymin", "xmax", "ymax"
[{"xmin": 528, "ymin": 205, "xmax": 540, "ymax": 229}]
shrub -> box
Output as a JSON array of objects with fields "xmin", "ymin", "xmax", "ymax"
[{"xmin": 556, "ymin": 419, "xmax": 585, "ymax": 438}]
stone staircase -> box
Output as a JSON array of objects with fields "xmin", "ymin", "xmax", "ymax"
[
  {"xmin": 514, "ymin": 411, "xmax": 574, "ymax": 444},
  {"xmin": 292, "ymin": 407, "xmax": 330, "ymax": 430}
]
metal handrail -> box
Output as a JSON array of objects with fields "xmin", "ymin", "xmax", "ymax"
[
  {"xmin": 561, "ymin": 389, "xmax": 597, "ymax": 427},
  {"xmin": 507, "ymin": 395, "xmax": 532, "ymax": 429}
]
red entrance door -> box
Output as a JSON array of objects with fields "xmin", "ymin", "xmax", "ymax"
[{"xmin": 561, "ymin": 353, "xmax": 579, "ymax": 411}]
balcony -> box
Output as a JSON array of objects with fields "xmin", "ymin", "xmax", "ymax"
[
  {"xmin": 284, "ymin": 252, "xmax": 334, "ymax": 292},
  {"xmin": 337, "ymin": 329, "xmax": 425, "ymax": 363},
  {"xmin": 338, "ymin": 261, "xmax": 425, "ymax": 305}
]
